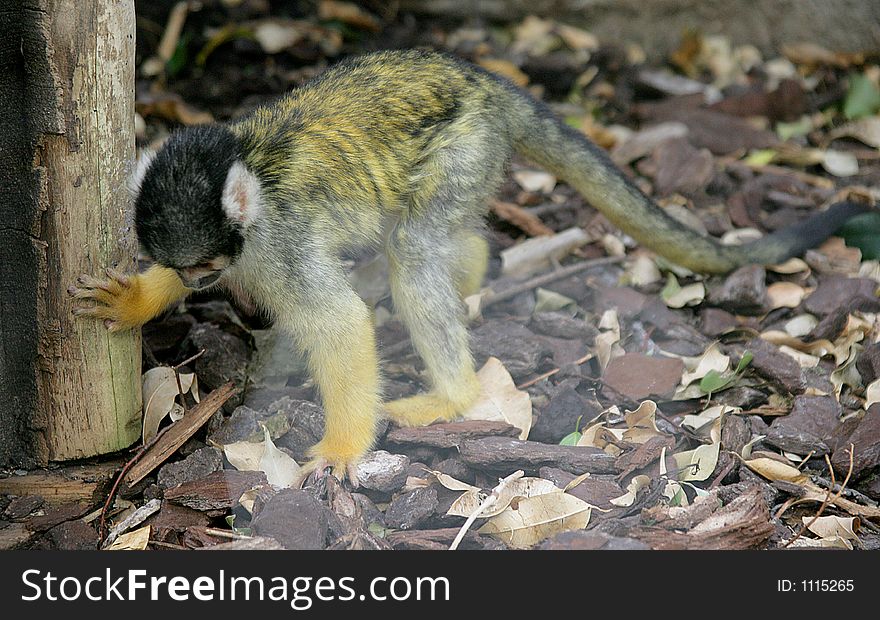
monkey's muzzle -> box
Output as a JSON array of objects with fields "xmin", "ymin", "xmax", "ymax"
[{"xmin": 179, "ymin": 270, "xmax": 222, "ymax": 290}]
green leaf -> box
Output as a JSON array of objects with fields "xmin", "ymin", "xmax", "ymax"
[
  {"xmin": 744, "ymin": 149, "xmax": 776, "ymax": 166},
  {"xmin": 559, "ymin": 431, "xmax": 583, "ymax": 446},
  {"xmin": 839, "ymin": 212, "xmax": 880, "ymax": 260},
  {"xmin": 843, "ymin": 74, "xmax": 880, "ymax": 120},
  {"xmin": 668, "ymin": 485, "xmax": 687, "ymax": 507},
  {"xmin": 699, "ymin": 370, "xmax": 733, "ymax": 394},
  {"xmin": 165, "ymin": 32, "xmax": 192, "ymax": 78},
  {"xmin": 735, "ymin": 351, "xmax": 753, "ymax": 375},
  {"xmin": 776, "ymin": 116, "xmax": 812, "ymax": 141},
  {"xmin": 660, "ymin": 273, "xmax": 681, "ymax": 300}
]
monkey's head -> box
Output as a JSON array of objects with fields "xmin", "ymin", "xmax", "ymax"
[{"xmin": 132, "ymin": 125, "xmax": 264, "ymax": 290}]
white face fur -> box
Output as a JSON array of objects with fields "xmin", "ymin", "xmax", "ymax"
[{"xmin": 128, "ymin": 149, "xmax": 157, "ymax": 198}]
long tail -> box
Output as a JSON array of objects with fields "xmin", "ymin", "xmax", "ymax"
[{"xmin": 506, "ymin": 90, "xmax": 870, "ymax": 273}]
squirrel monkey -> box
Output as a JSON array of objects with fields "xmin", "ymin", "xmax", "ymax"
[{"xmin": 70, "ymin": 50, "xmax": 869, "ymax": 482}]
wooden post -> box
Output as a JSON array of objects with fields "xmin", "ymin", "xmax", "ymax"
[{"xmin": 0, "ymin": 0, "xmax": 141, "ymax": 466}]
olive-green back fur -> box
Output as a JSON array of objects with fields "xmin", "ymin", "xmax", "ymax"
[{"xmin": 230, "ymin": 49, "xmax": 867, "ymax": 273}]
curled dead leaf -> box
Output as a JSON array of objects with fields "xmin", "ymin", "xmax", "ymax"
[{"xmin": 460, "ymin": 357, "xmax": 532, "ymax": 439}]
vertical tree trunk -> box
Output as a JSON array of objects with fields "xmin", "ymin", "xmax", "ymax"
[{"xmin": 0, "ymin": 0, "xmax": 141, "ymax": 466}]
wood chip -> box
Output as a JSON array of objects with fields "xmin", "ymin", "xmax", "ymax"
[
  {"xmin": 386, "ymin": 420, "xmax": 522, "ymax": 449},
  {"xmin": 126, "ymin": 381, "xmax": 237, "ymax": 486},
  {"xmin": 490, "ymin": 199, "xmax": 554, "ymax": 237},
  {"xmin": 164, "ymin": 470, "xmax": 268, "ymax": 512},
  {"xmin": 458, "ymin": 437, "xmax": 618, "ymax": 474}
]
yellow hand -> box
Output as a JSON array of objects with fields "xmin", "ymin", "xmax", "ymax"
[{"xmin": 69, "ymin": 265, "xmax": 189, "ymax": 331}]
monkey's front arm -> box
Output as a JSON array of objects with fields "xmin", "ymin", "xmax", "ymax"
[{"xmin": 69, "ymin": 265, "xmax": 190, "ymax": 330}]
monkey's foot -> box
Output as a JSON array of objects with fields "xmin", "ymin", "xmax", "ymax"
[
  {"xmin": 68, "ymin": 268, "xmax": 134, "ymax": 332},
  {"xmin": 384, "ymin": 393, "xmax": 464, "ymax": 427},
  {"xmin": 295, "ymin": 440, "xmax": 363, "ymax": 487}
]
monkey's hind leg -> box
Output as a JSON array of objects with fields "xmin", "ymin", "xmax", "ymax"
[
  {"xmin": 384, "ymin": 116, "xmax": 505, "ymax": 426},
  {"xmin": 454, "ymin": 231, "xmax": 489, "ymax": 299},
  {"xmin": 384, "ymin": 224, "xmax": 482, "ymax": 427}
]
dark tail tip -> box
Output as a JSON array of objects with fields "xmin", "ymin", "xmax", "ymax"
[{"xmin": 750, "ymin": 200, "xmax": 874, "ymax": 264}]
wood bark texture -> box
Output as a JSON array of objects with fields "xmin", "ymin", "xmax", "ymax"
[{"xmin": 0, "ymin": 0, "xmax": 140, "ymax": 466}]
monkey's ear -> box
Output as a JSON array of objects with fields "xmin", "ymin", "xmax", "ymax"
[
  {"xmin": 222, "ymin": 161, "xmax": 263, "ymax": 228},
  {"xmin": 128, "ymin": 149, "xmax": 156, "ymax": 198}
]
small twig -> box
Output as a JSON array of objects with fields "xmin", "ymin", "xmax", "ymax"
[
  {"xmin": 172, "ymin": 348, "xmax": 204, "ymax": 401},
  {"xmin": 723, "ymin": 158, "xmax": 835, "ymax": 189},
  {"xmin": 482, "ymin": 256, "xmax": 624, "ymax": 307},
  {"xmin": 382, "ymin": 256, "xmax": 624, "ymax": 360},
  {"xmin": 516, "ymin": 353, "xmax": 593, "ymax": 389},
  {"xmin": 526, "ymin": 202, "xmax": 578, "ymax": 217},
  {"xmin": 125, "ymin": 381, "xmax": 237, "ymax": 486},
  {"xmin": 783, "ymin": 445, "xmax": 854, "ymax": 548},
  {"xmin": 812, "ymin": 476, "xmax": 879, "ymax": 506},
  {"xmin": 148, "ymin": 540, "xmax": 189, "ymax": 550},
  {"xmin": 173, "ymin": 349, "xmax": 205, "ymax": 371},
  {"xmin": 99, "ymin": 424, "xmax": 173, "ymax": 539},
  {"xmin": 708, "ymin": 458, "xmax": 737, "ymax": 489},
  {"xmin": 156, "ymin": 1, "xmax": 189, "ymax": 62},
  {"xmin": 449, "ymin": 470, "xmax": 524, "ymax": 551},
  {"xmin": 203, "ymin": 527, "xmax": 253, "ymax": 541},
  {"xmin": 102, "ymin": 499, "xmax": 162, "ymax": 549}
]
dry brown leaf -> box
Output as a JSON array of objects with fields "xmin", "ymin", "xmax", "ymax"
[
  {"xmin": 661, "ymin": 274, "xmax": 705, "ymax": 308},
  {"xmin": 782, "ymin": 42, "xmax": 864, "ymax": 68},
  {"xmin": 784, "ymin": 314, "xmax": 819, "ymax": 337},
  {"xmin": 742, "ymin": 456, "xmax": 808, "ymax": 484},
  {"xmin": 594, "ymin": 309, "xmax": 622, "ymax": 370},
  {"xmin": 221, "ymin": 425, "xmax": 300, "ymax": 488},
  {"xmin": 460, "ymin": 357, "xmax": 532, "ymax": 439},
  {"xmin": 769, "ymin": 257, "xmax": 811, "ymax": 274},
  {"xmin": 478, "ymin": 58, "xmax": 529, "ymax": 87},
  {"xmin": 136, "ymin": 94, "xmax": 214, "ymax": 126},
  {"xmin": 679, "ymin": 344, "xmax": 730, "ymax": 387},
  {"xmin": 222, "ymin": 439, "xmax": 264, "ymax": 472},
  {"xmin": 804, "ymin": 515, "xmax": 860, "ymax": 541},
  {"xmin": 317, "ymin": 0, "xmax": 380, "ymax": 31},
  {"xmin": 477, "ymin": 491, "xmax": 591, "ymax": 548},
  {"xmin": 512, "ymin": 170, "xmax": 556, "ymax": 193},
  {"xmin": 767, "ymin": 281, "xmax": 807, "ymax": 309},
  {"xmin": 142, "ymin": 367, "xmax": 198, "ymax": 444},
  {"xmin": 626, "ymin": 254, "xmax": 662, "ymax": 286},
  {"xmin": 866, "ymin": 377, "xmax": 880, "ymax": 408},
  {"xmin": 428, "ymin": 470, "xmax": 481, "ymax": 493},
  {"xmin": 827, "ymin": 117, "xmax": 880, "ymax": 148},
  {"xmin": 778, "ymin": 345, "xmax": 821, "ymax": 368},
  {"xmin": 623, "ymin": 400, "xmax": 664, "ymax": 443},
  {"xmin": 673, "ymin": 442, "xmax": 721, "ymax": 482},
  {"xmin": 681, "ymin": 404, "xmax": 733, "ymax": 442},
  {"xmin": 106, "ymin": 525, "xmax": 151, "ymax": 551},
  {"xmin": 610, "ymin": 475, "xmax": 650, "ymax": 507},
  {"xmin": 556, "ymin": 24, "xmax": 598, "ymax": 51},
  {"xmin": 447, "ymin": 477, "xmax": 560, "ymax": 519},
  {"xmin": 511, "ymin": 16, "xmax": 558, "ymax": 57}
]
